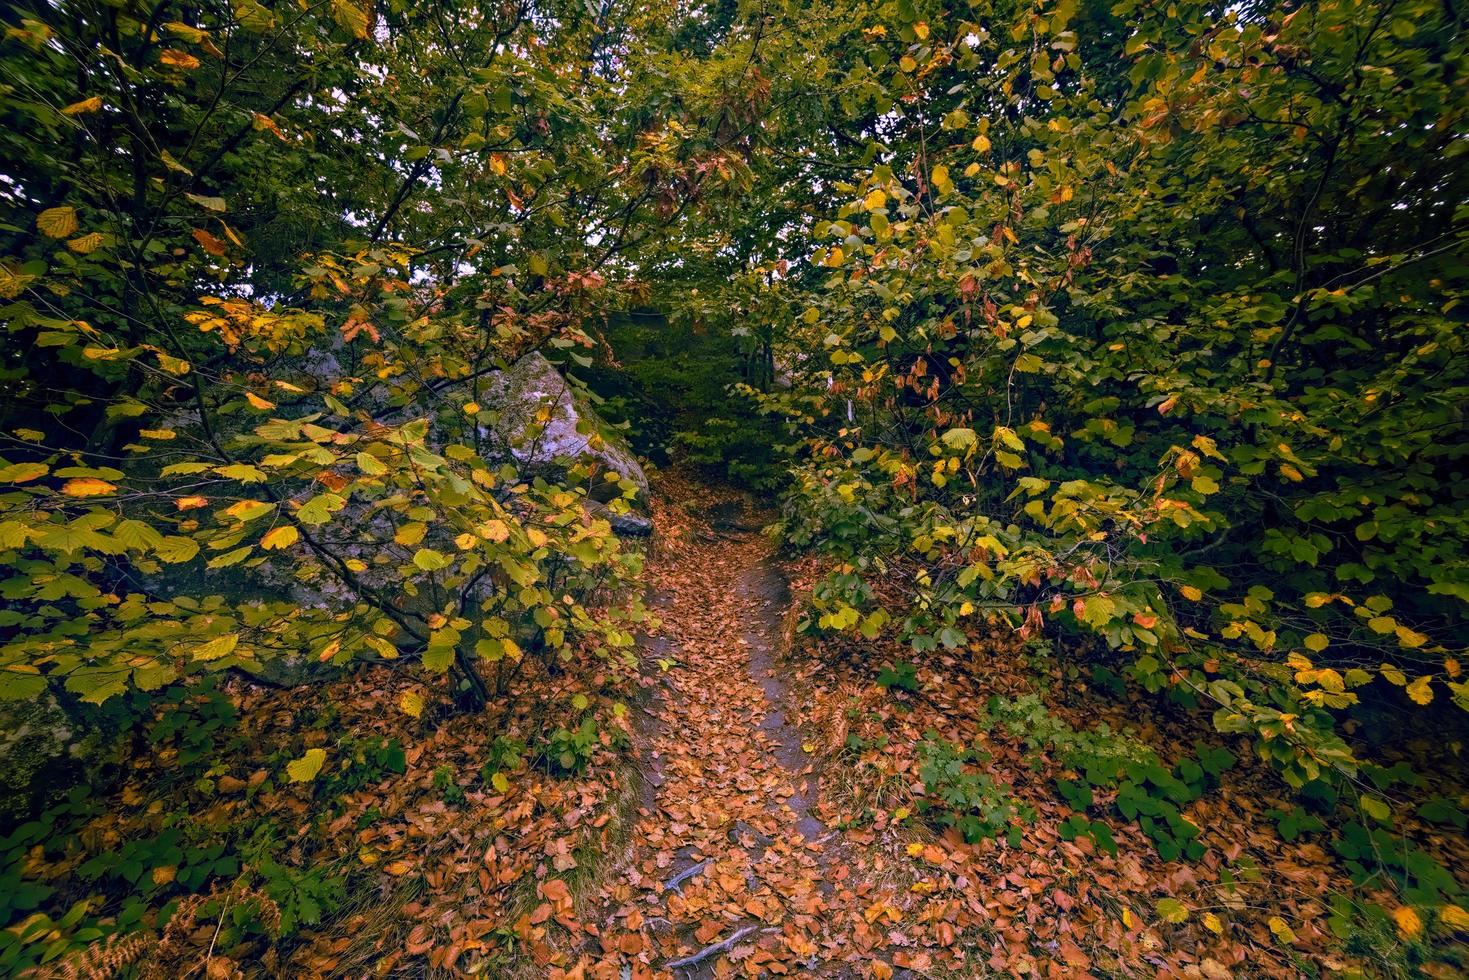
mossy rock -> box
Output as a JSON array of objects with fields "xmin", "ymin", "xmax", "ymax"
[{"xmin": 480, "ymin": 353, "xmax": 650, "ymax": 511}]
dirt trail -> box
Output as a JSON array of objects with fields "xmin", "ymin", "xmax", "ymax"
[{"xmin": 587, "ymin": 498, "xmax": 864, "ymax": 978}]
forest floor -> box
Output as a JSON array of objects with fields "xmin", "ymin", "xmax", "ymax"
[
  {"xmin": 564, "ymin": 478, "xmax": 1467, "ymax": 979},
  {"xmin": 581, "ymin": 495, "xmax": 875, "ymax": 977},
  {"xmin": 17, "ymin": 477, "xmax": 1466, "ymax": 978}
]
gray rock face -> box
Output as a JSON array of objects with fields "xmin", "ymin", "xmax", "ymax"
[
  {"xmin": 480, "ymin": 353, "xmax": 650, "ymax": 511},
  {"xmin": 0, "ymin": 694, "xmax": 105, "ymax": 824}
]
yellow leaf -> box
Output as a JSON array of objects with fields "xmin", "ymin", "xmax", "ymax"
[
  {"xmin": 1180, "ymin": 585, "xmax": 1202, "ymax": 601},
  {"xmin": 159, "ymin": 48, "xmax": 201, "ymax": 69},
  {"xmin": 37, "ymin": 206, "xmax": 78, "ymax": 239},
  {"xmin": 332, "ymin": 0, "xmax": 372, "ymax": 39},
  {"xmin": 477, "ymin": 519, "xmax": 509, "ymax": 543},
  {"xmin": 971, "ymin": 133, "xmax": 991, "ymax": 153},
  {"xmin": 261, "ymin": 525, "xmax": 299, "ymax": 550},
  {"xmin": 154, "ymin": 350, "xmax": 190, "ymax": 375},
  {"xmin": 60, "ymin": 96, "xmax": 102, "ymax": 116},
  {"xmin": 1202, "ymin": 912, "xmax": 1223, "ymax": 935},
  {"xmin": 462, "ymin": 402, "xmax": 481, "ymax": 414},
  {"xmin": 160, "ymin": 149, "xmax": 193, "ymax": 174},
  {"xmin": 399, "ymin": 691, "xmax": 423, "ymax": 718},
  {"xmin": 194, "ymin": 634, "xmax": 239, "ymax": 661},
  {"xmin": 1393, "ymin": 906, "xmax": 1423, "ymax": 938},
  {"xmin": 1439, "ymin": 904, "xmax": 1469, "ymax": 932},
  {"xmin": 1367, "ymin": 615, "xmax": 1396, "ymax": 635},
  {"xmin": 1395, "ymin": 624, "xmax": 1428, "ymax": 648},
  {"xmin": 1304, "ymin": 632, "xmax": 1329, "ymax": 652},
  {"xmin": 1406, "ymin": 675, "xmax": 1433, "ymax": 705},
  {"xmin": 1268, "ymin": 915, "xmax": 1296, "ymax": 944},
  {"xmin": 285, "ymin": 747, "xmax": 327, "ymax": 782},
  {"xmin": 164, "ymin": 21, "xmax": 209, "ymax": 43},
  {"xmin": 67, "ymin": 232, "xmax": 105, "ymax": 254},
  {"xmin": 824, "ymin": 246, "xmax": 844, "ymax": 268},
  {"xmin": 394, "ymin": 522, "xmax": 427, "ymax": 546},
  {"xmin": 175, "ymin": 495, "xmax": 209, "ymax": 510},
  {"xmin": 0, "ymin": 462, "xmax": 49, "ymax": 483},
  {"xmin": 864, "ymin": 189, "xmax": 887, "ymax": 210},
  {"xmin": 384, "ymin": 860, "xmax": 413, "ymax": 877},
  {"xmin": 245, "ymin": 391, "xmax": 276, "ymax": 410},
  {"xmin": 61, "ymin": 477, "xmax": 116, "ymax": 497},
  {"xmin": 490, "ymin": 771, "xmax": 510, "ymax": 793}
]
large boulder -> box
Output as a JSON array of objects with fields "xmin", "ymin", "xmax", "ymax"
[
  {"xmin": 480, "ymin": 353, "xmax": 650, "ymax": 512},
  {"xmin": 0, "ymin": 693, "xmax": 109, "ymax": 824}
]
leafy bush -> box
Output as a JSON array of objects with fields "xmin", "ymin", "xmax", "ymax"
[
  {"xmin": 915, "ymin": 733, "xmax": 1033, "ymax": 844},
  {"xmin": 981, "ymin": 695, "xmax": 1234, "ymax": 860},
  {"xmin": 756, "ymin": 0, "xmax": 1466, "ymax": 925}
]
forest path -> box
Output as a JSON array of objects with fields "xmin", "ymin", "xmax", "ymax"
[{"xmin": 584, "ymin": 496, "xmax": 869, "ymax": 978}]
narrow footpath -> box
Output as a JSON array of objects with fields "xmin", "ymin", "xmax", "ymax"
[{"xmin": 585, "ymin": 497, "xmax": 875, "ymax": 978}]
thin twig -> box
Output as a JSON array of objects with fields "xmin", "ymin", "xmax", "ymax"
[
  {"xmin": 665, "ymin": 924, "xmax": 758, "ymax": 970},
  {"xmin": 662, "ymin": 858, "xmax": 710, "ymax": 893}
]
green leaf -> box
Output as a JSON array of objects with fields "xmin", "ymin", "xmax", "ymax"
[
  {"xmin": 296, "ymin": 492, "xmax": 347, "ymax": 526},
  {"xmin": 113, "ymin": 518, "xmax": 164, "ymax": 550},
  {"xmin": 1359, "ymin": 795, "xmax": 1392, "ymax": 824},
  {"xmin": 1155, "ymin": 898, "xmax": 1189, "ymax": 923},
  {"xmin": 215, "ymin": 463, "xmax": 267, "ymax": 483},
  {"xmin": 155, "ymin": 536, "xmax": 201, "ymax": 563},
  {"xmin": 940, "ymin": 427, "xmax": 977, "ymax": 451},
  {"xmin": 207, "ymin": 545, "xmax": 253, "ymax": 568},
  {"xmin": 356, "ymin": 452, "xmax": 387, "ymax": 475},
  {"xmin": 422, "ymin": 645, "xmax": 454, "ymax": 673}
]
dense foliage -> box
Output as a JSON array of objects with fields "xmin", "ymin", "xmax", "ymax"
[
  {"xmin": 767, "ymin": 0, "xmax": 1466, "ymax": 811},
  {"xmin": 0, "ymin": 0, "xmax": 1465, "ymax": 973},
  {"xmin": 0, "ymin": 0, "xmax": 674, "ymax": 712}
]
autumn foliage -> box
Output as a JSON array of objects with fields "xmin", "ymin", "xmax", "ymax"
[{"xmin": 0, "ymin": 0, "xmax": 1466, "ymax": 976}]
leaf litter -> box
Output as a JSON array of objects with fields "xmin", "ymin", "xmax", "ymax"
[{"xmin": 25, "ymin": 474, "xmax": 1467, "ymax": 978}]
